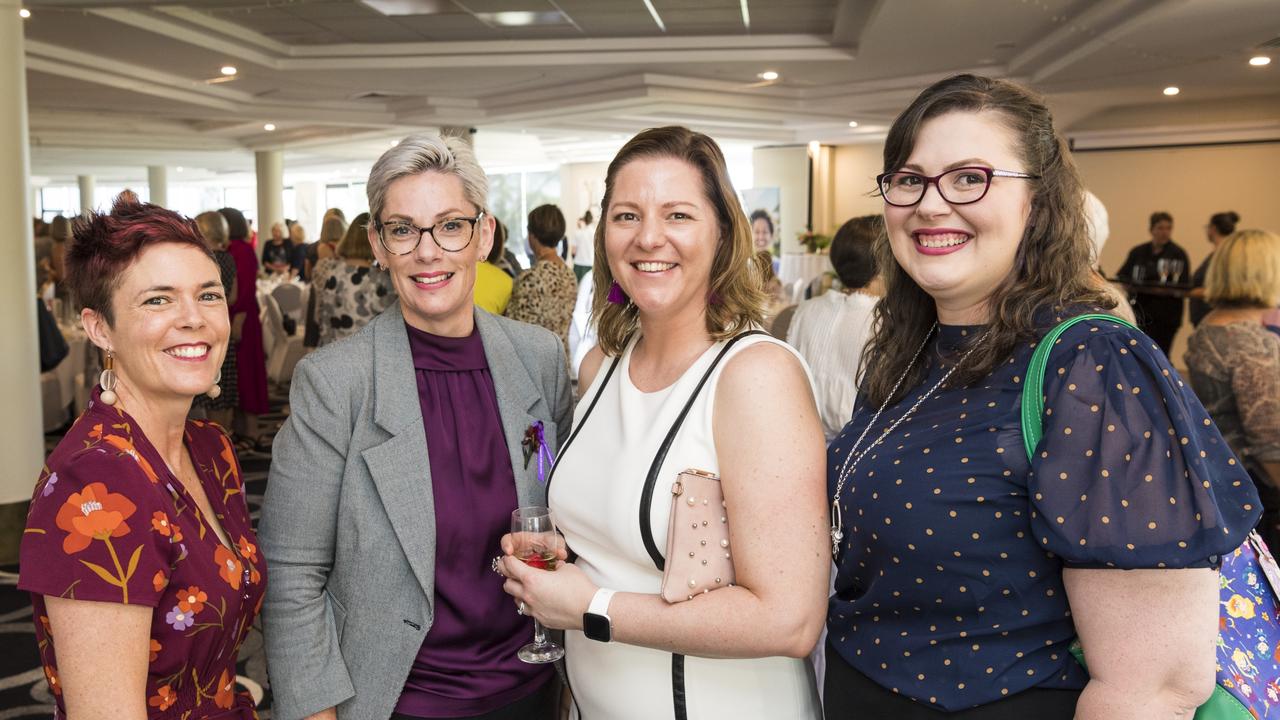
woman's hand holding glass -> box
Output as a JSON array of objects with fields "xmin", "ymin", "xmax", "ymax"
[{"xmin": 498, "ymin": 508, "xmax": 596, "ymax": 658}]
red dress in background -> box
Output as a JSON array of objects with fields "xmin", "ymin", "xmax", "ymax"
[{"xmin": 227, "ymin": 238, "xmax": 269, "ymax": 415}]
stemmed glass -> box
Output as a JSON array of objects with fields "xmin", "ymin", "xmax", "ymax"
[
  {"xmin": 511, "ymin": 506, "xmax": 565, "ymax": 664},
  {"xmin": 1169, "ymin": 258, "xmax": 1185, "ymax": 284},
  {"xmin": 1157, "ymin": 258, "xmax": 1171, "ymax": 284}
]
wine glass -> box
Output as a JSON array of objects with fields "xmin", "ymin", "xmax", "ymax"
[
  {"xmin": 511, "ymin": 506, "xmax": 565, "ymax": 664},
  {"xmin": 1169, "ymin": 259, "xmax": 1185, "ymax": 284},
  {"xmin": 1131, "ymin": 264, "xmax": 1148, "ymax": 285},
  {"xmin": 1156, "ymin": 258, "xmax": 1170, "ymax": 284}
]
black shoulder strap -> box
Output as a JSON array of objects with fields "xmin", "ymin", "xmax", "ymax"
[
  {"xmin": 544, "ymin": 353, "xmax": 622, "ymax": 496},
  {"xmin": 640, "ymin": 330, "xmax": 767, "ymax": 570}
]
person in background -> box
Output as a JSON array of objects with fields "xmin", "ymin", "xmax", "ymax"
[
  {"xmin": 191, "ymin": 211, "xmax": 239, "ymax": 430},
  {"xmin": 474, "ymin": 222, "xmax": 514, "ymax": 315},
  {"xmin": 262, "ymin": 221, "xmax": 296, "ymax": 276},
  {"xmin": 786, "ymin": 214, "xmax": 882, "ymax": 440},
  {"xmin": 500, "ymin": 126, "xmax": 827, "ymax": 719},
  {"xmin": 49, "ymin": 214, "xmax": 73, "ymax": 303},
  {"xmin": 33, "ymin": 216, "xmax": 53, "ymax": 286},
  {"xmin": 1117, "ymin": 211, "xmax": 1190, "ymax": 353},
  {"xmin": 1185, "ymin": 228, "xmax": 1280, "ymax": 548},
  {"xmin": 567, "ymin": 269, "xmax": 597, "ymax": 382},
  {"xmin": 570, "ymin": 209, "xmax": 596, "ymax": 282},
  {"xmin": 304, "ymin": 215, "xmax": 349, "ymax": 345},
  {"xmin": 19, "ymin": 197, "xmax": 263, "ymax": 720},
  {"xmin": 750, "ymin": 209, "xmax": 775, "ymax": 253},
  {"xmin": 1188, "ymin": 211, "xmax": 1241, "ymax": 327},
  {"xmin": 826, "ymin": 73, "xmax": 1258, "ymax": 718},
  {"xmin": 218, "ymin": 207, "xmax": 270, "ymax": 452},
  {"xmin": 313, "ymin": 212, "xmax": 396, "ymax": 347},
  {"xmin": 261, "ymin": 133, "xmax": 570, "ymax": 720},
  {"xmin": 1080, "ymin": 190, "xmax": 1137, "ymax": 326},
  {"xmin": 506, "ymin": 204, "xmax": 579, "ymax": 359}
]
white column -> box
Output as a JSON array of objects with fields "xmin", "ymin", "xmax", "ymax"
[
  {"xmin": 147, "ymin": 164, "xmax": 168, "ymax": 208},
  {"xmin": 77, "ymin": 173, "xmax": 95, "ymax": 214},
  {"xmin": 255, "ymin": 149, "xmax": 283, "ymax": 253},
  {"xmin": 0, "ymin": 0, "xmax": 46, "ymax": 557}
]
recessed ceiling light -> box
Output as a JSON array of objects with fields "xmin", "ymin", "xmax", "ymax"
[
  {"xmin": 759, "ymin": 70, "xmax": 779, "ymax": 81},
  {"xmin": 263, "ymin": 123, "xmax": 276, "ymax": 131},
  {"xmin": 176, "ymin": 166, "xmax": 184, "ymax": 172},
  {"xmin": 19, "ymin": 8, "xmax": 31, "ymax": 18},
  {"xmin": 221, "ymin": 65, "xmax": 237, "ymax": 76},
  {"xmin": 474, "ymin": 11, "xmax": 567, "ymax": 26},
  {"xmin": 1249, "ymin": 56, "xmax": 1272, "ymax": 67},
  {"xmin": 388, "ymin": 139, "xmax": 398, "ymax": 147},
  {"xmin": 1163, "ymin": 86, "xmax": 1180, "ymax": 96},
  {"xmin": 848, "ymin": 121, "xmax": 859, "ymax": 128},
  {"xmin": 808, "ymin": 140, "xmax": 821, "ymax": 156}
]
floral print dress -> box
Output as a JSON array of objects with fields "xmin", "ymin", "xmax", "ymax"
[{"xmin": 19, "ymin": 389, "xmax": 266, "ymax": 719}]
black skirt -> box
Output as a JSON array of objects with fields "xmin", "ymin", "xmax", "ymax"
[{"xmin": 824, "ymin": 640, "xmax": 1080, "ymax": 719}]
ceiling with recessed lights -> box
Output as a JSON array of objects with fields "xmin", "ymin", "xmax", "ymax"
[{"xmin": 18, "ymin": 0, "xmax": 1280, "ymax": 182}]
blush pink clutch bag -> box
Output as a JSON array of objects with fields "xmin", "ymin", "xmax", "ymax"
[{"xmin": 661, "ymin": 469, "xmax": 736, "ymax": 603}]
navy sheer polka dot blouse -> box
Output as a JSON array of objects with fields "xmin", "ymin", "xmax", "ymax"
[{"xmin": 826, "ymin": 317, "xmax": 1261, "ymax": 712}]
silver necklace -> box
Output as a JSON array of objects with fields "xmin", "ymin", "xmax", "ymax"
[{"xmin": 829, "ymin": 325, "xmax": 981, "ymax": 557}]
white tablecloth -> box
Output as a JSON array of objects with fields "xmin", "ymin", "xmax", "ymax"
[
  {"xmin": 779, "ymin": 252, "xmax": 831, "ymax": 286},
  {"xmin": 41, "ymin": 325, "xmax": 95, "ymax": 433}
]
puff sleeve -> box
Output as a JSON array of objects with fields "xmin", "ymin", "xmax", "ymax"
[
  {"xmin": 1027, "ymin": 319, "xmax": 1261, "ymax": 569},
  {"xmin": 19, "ymin": 440, "xmax": 176, "ymax": 607}
]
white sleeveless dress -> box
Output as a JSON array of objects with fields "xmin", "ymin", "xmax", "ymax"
[{"xmin": 548, "ymin": 333, "xmax": 822, "ymax": 720}]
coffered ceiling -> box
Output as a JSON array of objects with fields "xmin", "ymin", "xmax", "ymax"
[{"xmin": 20, "ymin": 0, "xmax": 1280, "ymax": 183}]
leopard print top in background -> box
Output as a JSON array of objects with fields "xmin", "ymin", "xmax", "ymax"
[
  {"xmin": 313, "ymin": 259, "xmax": 397, "ymax": 348},
  {"xmin": 504, "ymin": 258, "xmax": 578, "ymax": 363},
  {"xmin": 1184, "ymin": 321, "xmax": 1280, "ymax": 466}
]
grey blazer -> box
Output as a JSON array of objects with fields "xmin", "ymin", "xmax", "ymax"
[{"xmin": 260, "ymin": 304, "xmax": 572, "ymax": 720}]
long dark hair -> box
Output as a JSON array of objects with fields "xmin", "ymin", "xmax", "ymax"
[{"xmin": 859, "ymin": 74, "xmax": 1115, "ymax": 407}]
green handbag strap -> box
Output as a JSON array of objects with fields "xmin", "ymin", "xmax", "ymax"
[
  {"xmin": 1020, "ymin": 313, "xmax": 1254, "ymax": 720},
  {"xmin": 1019, "ymin": 313, "xmax": 1137, "ymax": 462}
]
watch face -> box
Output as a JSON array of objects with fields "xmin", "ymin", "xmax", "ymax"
[{"xmin": 583, "ymin": 612, "xmax": 611, "ymax": 642}]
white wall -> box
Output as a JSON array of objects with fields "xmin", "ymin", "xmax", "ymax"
[{"xmin": 752, "ymin": 145, "xmax": 809, "ymax": 253}]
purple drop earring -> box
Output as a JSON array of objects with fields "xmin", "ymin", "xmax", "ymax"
[{"xmin": 606, "ymin": 280, "xmax": 629, "ymax": 305}]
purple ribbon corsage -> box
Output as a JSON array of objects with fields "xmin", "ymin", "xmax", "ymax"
[{"xmin": 522, "ymin": 421, "xmax": 555, "ymax": 484}]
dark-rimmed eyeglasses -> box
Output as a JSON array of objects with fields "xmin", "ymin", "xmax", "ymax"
[
  {"xmin": 374, "ymin": 211, "xmax": 485, "ymax": 254},
  {"xmin": 876, "ymin": 167, "xmax": 1039, "ymax": 208}
]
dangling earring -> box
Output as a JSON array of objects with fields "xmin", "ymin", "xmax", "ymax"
[
  {"xmin": 372, "ymin": 259, "xmax": 382, "ymax": 270},
  {"xmin": 606, "ymin": 280, "xmax": 629, "ymax": 305},
  {"xmin": 99, "ymin": 351, "xmax": 118, "ymax": 406},
  {"xmin": 207, "ymin": 369, "xmax": 222, "ymax": 399}
]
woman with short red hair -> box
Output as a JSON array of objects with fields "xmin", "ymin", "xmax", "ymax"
[{"xmin": 19, "ymin": 197, "xmax": 265, "ymax": 720}]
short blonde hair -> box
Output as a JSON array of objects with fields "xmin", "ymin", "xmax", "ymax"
[
  {"xmin": 592, "ymin": 126, "xmax": 767, "ymax": 355},
  {"xmin": 1205, "ymin": 229, "xmax": 1280, "ymax": 308}
]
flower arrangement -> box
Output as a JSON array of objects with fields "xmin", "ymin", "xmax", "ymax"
[{"xmin": 796, "ymin": 230, "xmax": 832, "ymax": 253}]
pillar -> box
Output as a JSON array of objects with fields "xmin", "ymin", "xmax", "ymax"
[
  {"xmin": 77, "ymin": 173, "xmax": 94, "ymax": 214},
  {"xmin": 255, "ymin": 149, "xmax": 283, "ymax": 254},
  {"xmin": 0, "ymin": 0, "xmax": 46, "ymax": 562},
  {"xmin": 148, "ymin": 164, "xmax": 168, "ymax": 208}
]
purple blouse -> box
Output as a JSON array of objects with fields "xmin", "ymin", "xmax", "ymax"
[
  {"xmin": 20, "ymin": 389, "xmax": 265, "ymax": 719},
  {"xmin": 395, "ymin": 323, "xmax": 552, "ymax": 718}
]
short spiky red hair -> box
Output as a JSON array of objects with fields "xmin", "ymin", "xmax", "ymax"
[{"xmin": 65, "ymin": 196, "xmax": 213, "ymax": 326}]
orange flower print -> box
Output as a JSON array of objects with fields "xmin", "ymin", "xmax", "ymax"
[
  {"xmin": 151, "ymin": 511, "xmax": 172, "ymax": 537},
  {"xmin": 170, "ymin": 523, "xmax": 183, "ymax": 544},
  {"xmin": 148, "ymin": 684, "xmax": 177, "ymax": 711},
  {"xmin": 214, "ymin": 669, "xmax": 236, "ymax": 709},
  {"xmin": 149, "ymin": 638, "xmax": 162, "ymax": 662},
  {"xmin": 88, "ymin": 423, "xmax": 103, "ymax": 441},
  {"xmin": 219, "ymin": 432, "xmax": 235, "ymax": 469},
  {"xmin": 177, "ymin": 586, "xmax": 207, "ymax": 614},
  {"xmin": 43, "ymin": 664, "xmax": 61, "ymax": 696},
  {"xmin": 54, "ymin": 482, "xmax": 137, "ymax": 554},
  {"xmin": 153, "ymin": 570, "xmax": 168, "ymax": 593},
  {"xmin": 103, "ymin": 434, "xmax": 161, "ymax": 484},
  {"xmin": 236, "ymin": 537, "xmax": 258, "ymax": 565},
  {"xmin": 215, "ymin": 546, "xmax": 243, "ymax": 589},
  {"xmin": 39, "ymin": 615, "xmax": 52, "ymax": 637}
]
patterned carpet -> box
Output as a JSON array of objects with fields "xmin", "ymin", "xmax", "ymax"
[{"xmin": 0, "ymin": 392, "xmax": 289, "ymax": 718}]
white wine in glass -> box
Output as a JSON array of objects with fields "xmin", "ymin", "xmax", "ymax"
[{"xmin": 511, "ymin": 506, "xmax": 565, "ymax": 664}]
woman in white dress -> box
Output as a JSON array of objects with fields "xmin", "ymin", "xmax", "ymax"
[{"xmin": 498, "ymin": 126, "xmax": 828, "ymax": 719}]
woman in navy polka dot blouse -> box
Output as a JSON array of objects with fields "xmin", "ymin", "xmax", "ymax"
[{"xmin": 824, "ymin": 74, "xmax": 1262, "ymax": 718}]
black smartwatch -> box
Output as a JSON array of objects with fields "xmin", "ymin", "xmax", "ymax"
[{"xmin": 582, "ymin": 588, "xmax": 615, "ymax": 643}]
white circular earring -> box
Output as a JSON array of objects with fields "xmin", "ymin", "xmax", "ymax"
[
  {"xmin": 207, "ymin": 369, "xmax": 222, "ymax": 399},
  {"xmin": 99, "ymin": 350, "xmax": 118, "ymax": 406}
]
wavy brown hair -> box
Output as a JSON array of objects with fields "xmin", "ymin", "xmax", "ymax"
[
  {"xmin": 592, "ymin": 126, "xmax": 768, "ymax": 355},
  {"xmin": 859, "ymin": 74, "xmax": 1116, "ymax": 407}
]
